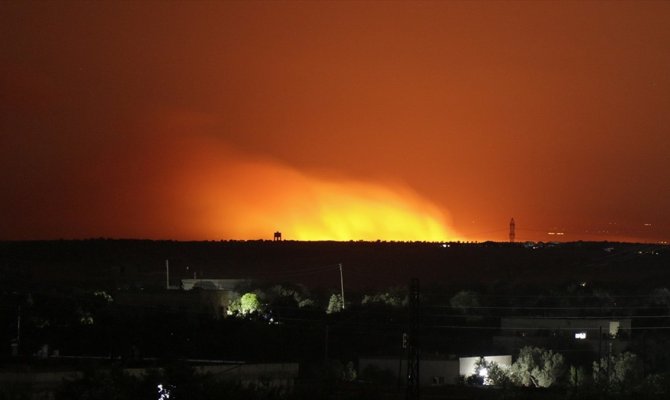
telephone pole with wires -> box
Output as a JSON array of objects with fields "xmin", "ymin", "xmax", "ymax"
[
  {"xmin": 339, "ymin": 263, "xmax": 345, "ymax": 310},
  {"xmin": 406, "ymin": 278, "xmax": 420, "ymax": 400}
]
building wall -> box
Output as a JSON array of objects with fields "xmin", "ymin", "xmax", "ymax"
[
  {"xmin": 422, "ymin": 359, "xmax": 460, "ymax": 386},
  {"xmin": 500, "ymin": 318, "xmax": 631, "ymax": 337}
]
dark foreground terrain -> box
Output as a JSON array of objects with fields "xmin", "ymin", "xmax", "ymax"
[
  {"xmin": 2, "ymin": 240, "xmax": 670, "ymax": 399},
  {"xmin": 1, "ymin": 239, "xmax": 668, "ymax": 291}
]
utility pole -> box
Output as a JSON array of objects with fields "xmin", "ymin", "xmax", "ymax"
[
  {"xmin": 406, "ymin": 278, "xmax": 420, "ymax": 400},
  {"xmin": 339, "ymin": 263, "xmax": 345, "ymax": 310},
  {"xmin": 607, "ymin": 341, "xmax": 612, "ymax": 385},
  {"xmin": 324, "ymin": 324, "xmax": 330, "ymax": 361},
  {"xmin": 15, "ymin": 305, "xmax": 21, "ymax": 356},
  {"xmin": 165, "ymin": 259, "xmax": 170, "ymax": 289},
  {"xmin": 399, "ymin": 332, "xmax": 408, "ymax": 388},
  {"xmin": 598, "ymin": 326, "xmax": 603, "ymax": 364}
]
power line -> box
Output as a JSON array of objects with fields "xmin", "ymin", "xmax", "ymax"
[
  {"xmin": 422, "ymin": 305, "xmax": 670, "ymax": 310},
  {"xmin": 423, "ymin": 293, "xmax": 670, "ymax": 299},
  {"xmin": 426, "ymin": 325, "xmax": 670, "ymax": 331},
  {"xmin": 271, "ymin": 315, "xmax": 670, "ymax": 333}
]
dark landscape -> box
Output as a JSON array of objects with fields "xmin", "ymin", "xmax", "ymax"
[
  {"xmin": 2, "ymin": 240, "xmax": 670, "ymax": 399},
  {"xmin": 2, "ymin": 239, "xmax": 668, "ymax": 291}
]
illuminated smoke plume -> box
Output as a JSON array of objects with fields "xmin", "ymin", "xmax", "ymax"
[
  {"xmin": 184, "ymin": 158, "xmax": 458, "ymax": 241},
  {"xmin": 142, "ymin": 111, "xmax": 460, "ymax": 241},
  {"xmin": 1, "ymin": 110, "xmax": 460, "ymax": 241}
]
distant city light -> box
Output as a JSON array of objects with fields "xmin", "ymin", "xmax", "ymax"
[{"xmin": 575, "ymin": 332, "xmax": 587, "ymax": 340}]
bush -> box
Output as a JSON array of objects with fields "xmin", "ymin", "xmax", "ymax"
[{"xmin": 509, "ymin": 346, "xmax": 565, "ymax": 388}]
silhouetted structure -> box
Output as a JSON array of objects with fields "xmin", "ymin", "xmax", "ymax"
[
  {"xmin": 509, "ymin": 218, "xmax": 516, "ymax": 243},
  {"xmin": 274, "ymin": 231, "xmax": 282, "ymax": 241},
  {"xmin": 406, "ymin": 278, "xmax": 420, "ymax": 400}
]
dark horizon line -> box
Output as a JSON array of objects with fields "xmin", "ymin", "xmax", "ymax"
[{"xmin": 0, "ymin": 237, "xmax": 665, "ymax": 245}]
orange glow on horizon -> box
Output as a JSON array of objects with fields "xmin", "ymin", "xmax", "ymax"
[
  {"xmin": 290, "ymin": 181, "xmax": 453, "ymax": 241},
  {"xmin": 2, "ymin": 3, "xmax": 670, "ymax": 243},
  {"xmin": 229, "ymin": 175, "xmax": 458, "ymax": 242},
  {"xmin": 178, "ymin": 141, "xmax": 460, "ymax": 242},
  {"xmin": 84, "ymin": 113, "xmax": 463, "ymax": 242}
]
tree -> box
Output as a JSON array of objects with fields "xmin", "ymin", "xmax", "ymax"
[
  {"xmin": 326, "ymin": 294, "xmax": 343, "ymax": 314},
  {"xmin": 297, "ymin": 298, "xmax": 315, "ymax": 308},
  {"xmin": 361, "ymin": 287, "xmax": 407, "ymax": 307},
  {"xmin": 471, "ymin": 357, "xmax": 511, "ymax": 386},
  {"xmin": 342, "ymin": 361, "xmax": 357, "ymax": 382},
  {"xmin": 240, "ymin": 293, "xmax": 261, "ymax": 315},
  {"xmin": 591, "ymin": 288, "xmax": 615, "ymax": 308},
  {"xmin": 227, "ymin": 292, "xmax": 262, "ymax": 316},
  {"xmin": 509, "ymin": 346, "xmax": 565, "ymax": 388},
  {"xmin": 649, "ymin": 288, "xmax": 670, "ymax": 307},
  {"xmin": 269, "ymin": 284, "xmax": 314, "ymax": 309},
  {"xmin": 568, "ymin": 365, "xmax": 588, "ymax": 388},
  {"xmin": 593, "ymin": 351, "xmax": 643, "ymax": 391},
  {"xmin": 449, "ymin": 290, "xmax": 480, "ymax": 313}
]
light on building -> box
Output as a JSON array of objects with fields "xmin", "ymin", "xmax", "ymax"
[{"xmin": 575, "ymin": 332, "xmax": 587, "ymax": 340}]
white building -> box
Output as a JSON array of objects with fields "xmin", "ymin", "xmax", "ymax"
[{"xmin": 500, "ymin": 317, "xmax": 631, "ymax": 339}]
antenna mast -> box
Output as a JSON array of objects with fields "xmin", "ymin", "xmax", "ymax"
[{"xmin": 339, "ymin": 263, "xmax": 345, "ymax": 310}]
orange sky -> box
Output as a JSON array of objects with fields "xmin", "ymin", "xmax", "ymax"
[{"xmin": 1, "ymin": 1, "xmax": 669, "ymax": 242}]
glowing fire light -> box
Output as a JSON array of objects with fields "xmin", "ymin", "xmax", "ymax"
[
  {"xmin": 153, "ymin": 132, "xmax": 459, "ymax": 241},
  {"xmin": 186, "ymin": 160, "xmax": 460, "ymax": 241},
  {"xmin": 102, "ymin": 113, "xmax": 461, "ymax": 242}
]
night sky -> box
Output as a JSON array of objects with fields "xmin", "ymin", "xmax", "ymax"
[{"xmin": 1, "ymin": 2, "xmax": 669, "ymax": 242}]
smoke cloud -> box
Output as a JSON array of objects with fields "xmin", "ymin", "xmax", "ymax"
[{"xmin": 1, "ymin": 110, "xmax": 459, "ymax": 241}]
